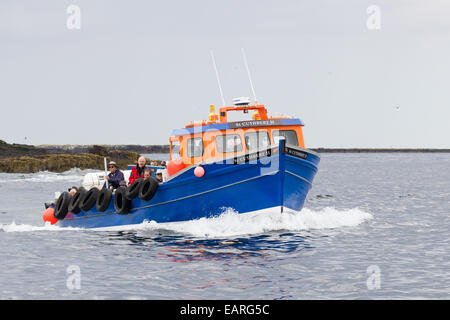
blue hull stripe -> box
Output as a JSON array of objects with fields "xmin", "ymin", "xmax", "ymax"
[{"xmin": 285, "ymin": 170, "xmax": 312, "ymax": 185}]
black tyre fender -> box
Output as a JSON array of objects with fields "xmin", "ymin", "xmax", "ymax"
[
  {"xmin": 96, "ymin": 189, "xmax": 112, "ymax": 212},
  {"xmin": 80, "ymin": 188, "xmax": 100, "ymax": 212},
  {"xmin": 114, "ymin": 187, "xmax": 131, "ymax": 215},
  {"xmin": 125, "ymin": 179, "xmax": 142, "ymax": 200},
  {"xmin": 139, "ymin": 177, "xmax": 159, "ymax": 201},
  {"xmin": 54, "ymin": 192, "xmax": 71, "ymax": 220},
  {"xmin": 68, "ymin": 188, "xmax": 87, "ymax": 214}
]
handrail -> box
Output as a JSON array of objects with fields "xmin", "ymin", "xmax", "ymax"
[{"xmin": 219, "ymin": 105, "xmax": 268, "ymax": 122}]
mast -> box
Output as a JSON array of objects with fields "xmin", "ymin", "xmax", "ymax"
[
  {"xmin": 241, "ymin": 48, "xmax": 258, "ymax": 105},
  {"xmin": 210, "ymin": 50, "xmax": 226, "ymax": 107}
]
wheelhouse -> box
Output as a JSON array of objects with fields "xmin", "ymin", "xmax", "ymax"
[{"xmin": 169, "ymin": 104, "xmax": 305, "ymax": 165}]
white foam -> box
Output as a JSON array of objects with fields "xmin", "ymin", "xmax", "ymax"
[
  {"xmin": 0, "ymin": 168, "xmax": 94, "ymax": 184},
  {"xmin": 1, "ymin": 207, "xmax": 373, "ymax": 237},
  {"xmin": 0, "ymin": 221, "xmax": 80, "ymax": 233},
  {"xmin": 97, "ymin": 207, "xmax": 373, "ymax": 238}
]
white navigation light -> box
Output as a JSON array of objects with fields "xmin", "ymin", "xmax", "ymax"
[{"xmin": 232, "ymin": 97, "xmax": 251, "ymax": 106}]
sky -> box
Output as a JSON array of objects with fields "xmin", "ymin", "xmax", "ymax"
[{"xmin": 1, "ymin": 0, "xmax": 450, "ymax": 148}]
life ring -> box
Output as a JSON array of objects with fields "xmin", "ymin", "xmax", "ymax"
[
  {"xmin": 114, "ymin": 187, "xmax": 131, "ymax": 214},
  {"xmin": 68, "ymin": 188, "xmax": 87, "ymax": 214},
  {"xmin": 125, "ymin": 179, "xmax": 143, "ymax": 200},
  {"xmin": 96, "ymin": 189, "xmax": 112, "ymax": 212},
  {"xmin": 139, "ymin": 177, "xmax": 159, "ymax": 201},
  {"xmin": 54, "ymin": 192, "xmax": 71, "ymax": 220},
  {"xmin": 80, "ymin": 188, "xmax": 100, "ymax": 212}
]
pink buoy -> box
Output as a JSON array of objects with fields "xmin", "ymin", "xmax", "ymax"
[{"xmin": 194, "ymin": 166, "xmax": 205, "ymax": 178}]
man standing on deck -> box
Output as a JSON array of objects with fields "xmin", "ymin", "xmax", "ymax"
[{"xmin": 128, "ymin": 156, "xmax": 148, "ymax": 185}]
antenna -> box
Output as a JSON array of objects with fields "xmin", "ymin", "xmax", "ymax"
[
  {"xmin": 241, "ymin": 48, "xmax": 258, "ymax": 104},
  {"xmin": 210, "ymin": 50, "xmax": 226, "ymax": 107}
]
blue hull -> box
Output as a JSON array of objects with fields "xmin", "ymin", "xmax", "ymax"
[{"xmin": 59, "ymin": 140, "xmax": 320, "ymax": 228}]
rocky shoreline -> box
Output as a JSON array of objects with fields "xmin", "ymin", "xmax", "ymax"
[
  {"xmin": 0, "ymin": 141, "xmax": 165, "ymax": 173},
  {"xmin": 0, "ymin": 152, "xmax": 139, "ymax": 173},
  {"xmin": 311, "ymin": 148, "xmax": 450, "ymax": 153},
  {"xmin": 35, "ymin": 144, "xmax": 170, "ymax": 155},
  {"xmin": 1, "ymin": 140, "xmax": 449, "ymax": 173},
  {"xmin": 0, "ymin": 140, "xmax": 48, "ymax": 159}
]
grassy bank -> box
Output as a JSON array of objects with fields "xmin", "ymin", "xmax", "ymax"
[
  {"xmin": 0, "ymin": 150, "xmax": 142, "ymax": 173},
  {"xmin": 0, "ymin": 139, "xmax": 48, "ymax": 159},
  {"xmin": 311, "ymin": 148, "xmax": 450, "ymax": 153},
  {"xmin": 36, "ymin": 144, "xmax": 170, "ymax": 154},
  {"xmin": 0, "ymin": 141, "xmax": 168, "ymax": 173}
]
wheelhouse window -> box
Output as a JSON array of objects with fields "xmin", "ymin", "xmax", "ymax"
[
  {"xmin": 272, "ymin": 130, "xmax": 299, "ymax": 146},
  {"xmin": 244, "ymin": 131, "xmax": 270, "ymax": 151},
  {"xmin": 215, "ymin": 134, "xmax": 243, "ymax": 153},
  {"xmin": 187, "ymin": 137, "xmax": 204, "ymax": 157},
  {"xmin": 171, "ymin": 140, "xmax": 180, "ymax": 159}
]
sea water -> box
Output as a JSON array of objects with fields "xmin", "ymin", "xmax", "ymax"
[{"xmin": 0, "ymin": 153, "xmax": 448, "ymax": 299}]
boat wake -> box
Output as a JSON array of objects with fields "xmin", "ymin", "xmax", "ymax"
[
  {"xmin": 0, "ymin": 168, "xmax": 93, "ymax": 184},
  {"xmin": 0, "ymin": 221, "xmax": 81, "ymax": 233},
  {"xmin": 0, "ymin": 207, "xmax": 372, "ymax": 237},
  {"xmin": 97, "ymin": 206, "xmax": 373, "ymax": 238}
]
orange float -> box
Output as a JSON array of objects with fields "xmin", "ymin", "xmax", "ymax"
[
  {"xmin": 42, "ymin": 207, "xmax": 58, "ymax": 225},
  {"xmin": 167, "ymin": 159, "xmax": 186, "ymax": 176}
]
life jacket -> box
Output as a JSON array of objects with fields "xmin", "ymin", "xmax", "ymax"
[{"xmin": 129, "ymin": 165, "xmax": 147, "ymax": 185}]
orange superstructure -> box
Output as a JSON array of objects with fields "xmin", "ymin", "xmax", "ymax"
[{"xmin": 169, "ymin": 103, "xmax": 305, "ymax": 168}]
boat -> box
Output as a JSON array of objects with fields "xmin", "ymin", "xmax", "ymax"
[{"xmin": 43, "ymin": 98, "xmax": 320, "ymax": 228}]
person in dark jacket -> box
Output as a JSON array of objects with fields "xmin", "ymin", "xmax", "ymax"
[
  {"xmin": 143, "ymin": 168, "xmax": 152, "ymax": 179},
  {"xmin": 103, "ymin": 161, "xmax": 125, "ymax": 189},
  {"xmin": 128, "ymin": 156, "xmax": 148, "ymax": 185}
]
